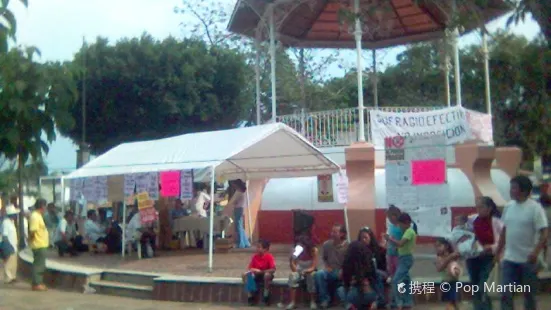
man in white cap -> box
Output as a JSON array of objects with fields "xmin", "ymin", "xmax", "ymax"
[{"xmin": 2, "ymin": 204, "xmax": 19, "ymax": 284}]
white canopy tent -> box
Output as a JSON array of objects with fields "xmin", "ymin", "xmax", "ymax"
[{"xmin": 64, "ymin": 123, "xmax": 341, "ymax": 271}]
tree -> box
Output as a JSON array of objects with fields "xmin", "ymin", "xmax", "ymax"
[
  {"xmin": 0, "ymin": 47, "xmax": 76, "ymax": 244},
  {"xmin": 58, "ymin": 35, "xmax": 250, "ymax": 154},
  {"xmin": 0, "ymin": 0, "xmax": 28, "ymax": 53}
]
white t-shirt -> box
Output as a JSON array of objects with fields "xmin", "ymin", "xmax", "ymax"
[
  {"xmin": 125, "ymin": 212, "xmax": 142, "ymax": 242},
  {"xmin": 502, "ymin": 199, "xmax": 548, "ymax": 263},
  {"xmin": 1, "ymin": 218, "xmax": 18, "ymax": 250},
  {"xmin": 84, "ymin": 219, "xmax": 105, "ymax": 242},
  {"xmin": 193, "ymin": 192, "xmax": 211, "ymax": 217},
  {"xmin": 54, "ymin": 218, "xmax": 77, "ymax": 243}
]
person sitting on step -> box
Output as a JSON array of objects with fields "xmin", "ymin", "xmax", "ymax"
[{"xmin": 242, "ymin": 239, "xmax": 276, "ymax": 306}]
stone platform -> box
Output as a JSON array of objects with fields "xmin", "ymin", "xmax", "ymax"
[{"xmin": 17, "ymin": 246, "xmax": 551, "ymax": 306}]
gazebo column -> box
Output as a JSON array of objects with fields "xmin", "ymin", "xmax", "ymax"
[
  {"xmin": 441, "ymin": 38, "xmax": 451, "ymax": 107},
  {"xmin": 269, "ymin": 5, "xmax": 277, "ymax": 122},
  {"xmin": 354, "ymin": 0, "xmax": 366, "ymax": 142},
  {"xmin": 372, "ymin": 49, "xmax": 378, "ymax": 108},
  {"xmin": 482, "ymin": 29, "xmax": 492, "ymax": 115}
]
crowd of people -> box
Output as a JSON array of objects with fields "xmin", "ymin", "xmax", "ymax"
[{"xmin": 240, "ymin": 175, "xmax": 549, "ymax": 310}]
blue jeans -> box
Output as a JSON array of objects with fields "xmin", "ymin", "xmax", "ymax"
[
  {"xmin": 391, "ymin": 254, "xmax": 414, "ymax": 308},
  {"xmin": 314, "ymin": 269, "xmax": 340, "ymax": 304},
  {"xmin": 500, "ymin": 260, "xmax": 538, "ymax": 310},
  {"xmin": 337, "ymin": 286, "xmax": 377, "ymax": 309},
  {"xmin": 374, "ymin": 270, "xmax": 387, "ymax": 308},
  {"xmin": 233, "ymin": 207, "xmax": 250, "ymax": 248},
  {"xmin": 466, "ymin": 255, "xmax": 494, "ymax": 310}
]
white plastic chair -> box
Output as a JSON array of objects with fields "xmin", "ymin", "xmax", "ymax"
[{"xmin": 125, "ymin": 231, "xmax": 142, "ymax": 259}]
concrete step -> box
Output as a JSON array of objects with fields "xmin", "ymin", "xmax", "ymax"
[
  {"xmin": 88, "ymin": 280, "xmax": 153, "ymax": 300},
  {"xmin": 101, "ymin": 271, "xmax": 157, "ymax": 286}
]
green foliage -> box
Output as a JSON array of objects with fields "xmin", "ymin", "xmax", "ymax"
[
  {"xmin": 0, "ymin": 47, "xmax": 78, "ymax": 164},
  {"xmin": 58, "ymin": 34, "xmax": 250, "ymax": 154},
  {"xmin": 0, "ymin": 0, "xmax": 28, "ymax": 54}
]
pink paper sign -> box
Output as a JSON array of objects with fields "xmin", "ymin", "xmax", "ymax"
[
  {"xmin": 140, "ymin": 207, "xmax": 158, "ymax": 225},
  {"xmin": 411, "ymin": 159, "xmax": 446, "ymax": 185},
  {"xmin": 160, "ymin": 171, "xmax": 181, "ymax": 197}
]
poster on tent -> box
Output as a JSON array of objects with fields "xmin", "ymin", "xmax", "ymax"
[
  {"xmin": 81, "ymin": 176, "xmax": 108, "ymax": 203},
  {"xmin": 69, "ymin": 178, "xmax": 85, "ymax": 201},
  {"xmin": 369, "ymin": 106, "xmax": 495, "ymax": 149},
  {"xmin": 317, "ymin": 174, "xmax": 334, "ymax": 202},
  {"xmin": 139, "ymin": 206, "xmax": 158, "ymax": 225},
  {"xmin": 336, "ymin": 172, "xmax": 348, "ymax": 204},
  {"xmin": 409, "ymin": 206, "xmax": 452, "ymax": 236},
  {"xmin": 134, "ymin": 172, "xmax": 159, "ymax": 200},
  {"xmin": 180, "ymin": 170, "xmax": 193, "ymax": 200},
  {"xmin": 124, "ymin": 174, "xmax": 136, "ymax": 203},
  {"xmin": 160, "ymin": 171, "xmax": 181, "ymax": 197},
  {"xmin": 384, "ymin": 134, "xmax": 449, "ymax": 211}
]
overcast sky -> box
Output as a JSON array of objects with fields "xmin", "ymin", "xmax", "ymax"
[{"xmin": 9, "ymin": 0, "xmax": 542, "ymax": 173}]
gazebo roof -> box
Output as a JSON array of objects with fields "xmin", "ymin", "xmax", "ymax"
[{"xmin": 227, "ymin": 0, "xmax": 511, "ymax": 49}]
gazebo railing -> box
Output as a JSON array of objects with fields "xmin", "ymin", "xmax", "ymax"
[{"xmin": 276, "ymin": 106, "xmax": 445, "ymax": 148}]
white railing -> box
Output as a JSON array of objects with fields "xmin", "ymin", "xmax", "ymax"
[{"xmin": 276, "ymin": 106, "xmax": 445, "ymax": 147}]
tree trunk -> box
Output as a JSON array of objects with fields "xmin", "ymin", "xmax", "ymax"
[{"xmin": 17, "ymin": 152, "xmax": 26, "ymax": 250}]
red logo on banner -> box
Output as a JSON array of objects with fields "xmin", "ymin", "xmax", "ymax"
[{"xmin": 385, "ymin": 136, "xmax": 405, "ymax": 149}]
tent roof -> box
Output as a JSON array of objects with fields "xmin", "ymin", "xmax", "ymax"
[{"xmin": 65, "ymin": 123, "xmax": 340, "ymax": 181}]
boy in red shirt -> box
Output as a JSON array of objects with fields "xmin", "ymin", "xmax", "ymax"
[{"xmin": 242, "ymin": 239, "xmax": 276, "ymax": 306}]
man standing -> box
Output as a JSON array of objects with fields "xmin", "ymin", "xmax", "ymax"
[
  {"xmin": 497, "ymin": 176, "xmax": 548, "ymax": 310},
  {"xmin": 29, "ymin": 198, "xmax": 49, "ymax": 291},
  {"xmin": 314, "ymin": 224, "xmax": 349, "ymax": 309},
  {"xmin": 2, "ymin": 204, "xmax": 20, "ymax": 284}
]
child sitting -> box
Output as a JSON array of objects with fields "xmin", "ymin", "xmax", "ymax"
[
  {"xmin": 450, "ymin": 215, "xmax": 483, "ymax": 259},
  {"xmin": 435, "ymin": 237, "xmax": 462, "ymax": 310},
  {"xmin": 242, "ymin": 240, "xmax": 276, "ymax": 306}
]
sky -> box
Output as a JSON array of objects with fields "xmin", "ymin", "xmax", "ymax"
[{"xmin": 9, "ymin": 0, "xmax": 542, "ymax": 173}]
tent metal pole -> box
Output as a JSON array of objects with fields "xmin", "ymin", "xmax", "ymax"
[
  {"xmin": 60, "ymin": 176, "xmax": 65, "ymax": 213},
  {"xmin": 245, "ymin": 180, "xmax": 253, "ymax": 242},
  {"xmin": 354, "ymin": 0, "xmax": 366, "ymax": 142},
  {"xmin": 208, "ymin": 166, "xmax": 216, "ymax": 272},
  {"xmin": 269, "ymin": 5, "xmax": 277, "ymax": 123},
  {"xmin": 121, "ymin": 201, "xmax": 126, "ymax": 258},
  {"xmin": 341, "ymin": 171, "xmax": 351, "ymax": 242}
]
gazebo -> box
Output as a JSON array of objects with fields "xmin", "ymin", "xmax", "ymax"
[{"xmin": 227, "ymin": 0, "xmax": 511, "ymax": 140}]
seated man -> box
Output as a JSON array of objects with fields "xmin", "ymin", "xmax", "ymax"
[
  {"xmin": 84, "ymin": 210, "xmax": 107, "ymax": 251},
  {"xmin": 125, "ymin": 207, "xmax": 157, "ymax": 258},
  {"xmin": 314, "ymin": 224, "xmax": 349, "ymax": 309},
  {"xmin": 54, "ymin": 210, "xmax": 78, "ymax": 257},
  {"xmin": 242, "ymin": 240, "xmax": 276, "ymax": 306}
]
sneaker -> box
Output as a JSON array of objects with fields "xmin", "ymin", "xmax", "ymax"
[
  {"xmin": 32, "ymin": 284, "xmax": 48, "ymax": 291},
  {"xmin": 320, "ymin": 301, "xmax": 329, "ymax": 309},
  {"xmin": 309, "ymin": 301, "xmax": 318, "ymax": 309},
  {"xmin": 285, "ymin": 302, "xmax": 296, "ymax": 309}
]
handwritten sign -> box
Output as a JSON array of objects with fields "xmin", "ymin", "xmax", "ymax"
[
  {"xmin": 136, "ymin": 192, "xmax": 150, "ymax": 203},
  {"xmin": 140, "ymin": 207, "xmax": 158, "ymax": 225},
  {"xmin": 336, "ymin": 172, "xmax": 348, "ymax": 204},
  {"xmin": 160, "ymin": 171, "xmax": 180, "ymax": 197},
  {"xmin": 81, "ymin": 177, "xmax": 107, "ymax": 203},
  {"xmin": 134, "ymin": 172, "xmax": 159, "ymax": 200},
  {"xmin": 124, "ymin": 174, "xmax": 136, "ymax": 199},
  {"xmin": 70, "ymin": 178, "xmax": 85, "ymax": 201},
  {"xmin": 180, "ymin": 170, "xmax": 193, "ymax": 200},
  {"xmin": 317, "ymin": 174, "xmax": 334, "ymax": 202},
  {"xmin": 411, "ymin": 159, "xmax": 446, "ymax": 185}
]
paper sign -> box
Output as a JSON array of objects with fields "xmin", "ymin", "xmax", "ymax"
[
  {"xmin": 107, "ymin": 175, "xmax": 124, "ymax": 202},
  {"xmin": 317, "ymin": 174, "xmax": 334, "ymax": 202},
  {"xmin": 136, "ymin": 192, "xmax": 150, "ymax": 203},
  {"xmin": 139, "ymin": 207, "xmax": 158, "ymax": 225},
  {"xmin": 124, "ymin": 174, "xmax": 136, "ymax": 199},
  {"xmin": 135, "ymin": 172, "xmax": 159, "ymax": 200},
  {"xmin": 180, "ymin": 170, "xmax": 193, "ymax": 200},
  {"xmin": 336, "ymin": 173, "xmax": 348, "ymax": 204},
  {"xmin": 160, "ymin": 171, "xmax": 180, "ymax": 197},
  {"xmin": 385, "ymin": 161, "xmax": 411, "ymax": 186},
  {"xmin": 409, "ymin": 207, "xmax": 452, "ymax": 237},
  {"xmin": 70, "ymin": 178, "xmax": 85, "ymax": 201},
  {"xmin": 411, "ymin": 159, "xmax": 446, "ymax": 185},
  {"xmin": 138, "ymin": 199, "xmax": 154, "ymax": 210}
]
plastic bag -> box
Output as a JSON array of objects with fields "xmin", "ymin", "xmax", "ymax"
[{"xmin": 245, "ymin": 272, "xmax": 257, "ymax": 293}]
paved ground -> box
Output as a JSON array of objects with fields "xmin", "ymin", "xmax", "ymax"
[
  {"xmin": 47, "ymin": 244, "xmax": 446, "ymax": 278},
  {"xmin": 1, "ymin": 281, "xmax": 550, "ymax": 310}
]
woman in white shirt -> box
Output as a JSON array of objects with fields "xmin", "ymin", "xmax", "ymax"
[
  {"xmin": 2, "ymin": 205, "xmax": 19, "ymax": 284},
  {"xmin": 227, "ymin": 179, "xmax": 250, "ymax": 248},
  {"xmin": 192, "ymin": 184, "xmax": 211, "ymax": 218}
]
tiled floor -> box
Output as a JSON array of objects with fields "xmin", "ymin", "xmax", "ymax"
[{"xmin": 0, "ymin": 281, "xmax": 550, "ymax": 310}]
